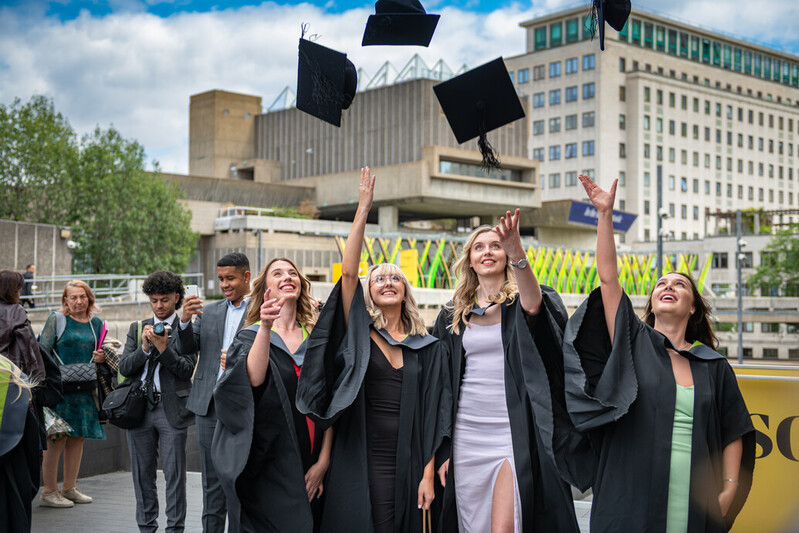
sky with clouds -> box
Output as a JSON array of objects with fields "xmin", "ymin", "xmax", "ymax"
[{"xmin": 1, "ymin": 0, "xmax": 798, "ymax": 174}]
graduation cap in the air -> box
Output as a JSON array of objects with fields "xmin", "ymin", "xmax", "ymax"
[
  {"xmin": 297, "ymin": 38, "xmax": 358, "ymax": 127},
  {"xmin": 591, "ymin": 0, "xmax": 631, "ymax": 50},
  {"xmin": 362, "ymin": 0, "xmax": 440, "ymax": 47},
  {"xmin": 433, "ymin": 57, "xmax": 525, "ymax": 170}
]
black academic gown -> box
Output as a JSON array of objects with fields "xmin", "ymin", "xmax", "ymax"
[
  {"xmin": 296, "ymin": 281, "xmax": 451, "ymax": 533},
  {"xmin": 211, "ymin": 325, "xmax": 324, "ymax": 533},
  {"xmin": 0, "ymin": 378, "xmax": 40, "ymax": 533},
  {"xmin": 433, "ymin": 287, "xmax": 593, "ymax": 533},
  {"xmin": 563, "ymin": 288, "xmax": 756, "ymax": 533}
]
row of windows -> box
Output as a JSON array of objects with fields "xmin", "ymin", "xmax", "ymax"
[
  {"xmin": 532, "ymin": 17, "xmax": 594, "ymax": 50},
  {"xmin": 640, "ymin": 86, "xmax": 798, "ymax": 131},
  {"xmin": 640, "ymin": 175, "xmax": 795, "ymax": 205},
  {"xmin": 532, "ymin": 83, "xmax": 595, "ymax": 106},
  {"xmin": 543, "ymin": 169, "xmax": 605, "ymax": 190},
  {"xmin": 512, "ymin": 54, "xmax": 596, "ymax": 84},
  {"xmin": 618, "ymin": 17, "xmax": 799, "ymax": 88},
  {"xmin": 533, "ymin": 112, "xmax": 595, "ymax": 134},
  {"xmin": 533, "ymin": 141, "xmax": 596, "ymax": 161}
]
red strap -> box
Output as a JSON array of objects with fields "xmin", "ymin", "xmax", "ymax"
[{"xmin": 293, "ymin": 362, "xmax": 315, "ymax": 453}]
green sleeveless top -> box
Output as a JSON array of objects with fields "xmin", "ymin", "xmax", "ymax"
[{"xmin": 666, "ymin": 384, "xmax": 694, "ymax": 533}]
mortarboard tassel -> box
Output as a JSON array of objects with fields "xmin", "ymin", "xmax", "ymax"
[{"xmin": 476, "ymin": 101, "xmax": 501, "ymax": 170}]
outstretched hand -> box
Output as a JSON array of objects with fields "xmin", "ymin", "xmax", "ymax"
[
  {"xmin": 496, "ymin": 208, "xmax": 525, "ymax": 258},
  {"xmin": 358, "ymin": 166, "xmax": 376, "ymax": 211},
  {"xmin": 259, "ymin": 288, "xmax": 285, "ymax": 329},
  {"xmin": 579, "ymin": 174, "xmax": 617, "ymax": 213}
]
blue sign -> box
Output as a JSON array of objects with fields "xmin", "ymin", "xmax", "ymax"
[{"xmin": 567, "ymin": 201, "xmax": 637, "ymax": 232}]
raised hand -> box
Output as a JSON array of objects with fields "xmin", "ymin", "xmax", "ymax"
[
  {"xmin": 495, "ymin": 208, "xmax": 525, "ymax": 259},
  {"xmin": 579, "ymin": 174, "xmax": 617, "ymax": 214},
  {"xmin": 259, "ymin": 288, "xmax": 285, "ymax": 329},
  {"xmin": 358, "ymin": 166, "xmax": 376, "ymax": 211}
]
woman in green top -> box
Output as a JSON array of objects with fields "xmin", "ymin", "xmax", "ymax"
[
  {"xmin": 39, "ymin": 280, "xmax": 106, "ymax": 508},
  {"xmin": 562, "ymin": 175, "xmax": 755, "ymax": 532}
]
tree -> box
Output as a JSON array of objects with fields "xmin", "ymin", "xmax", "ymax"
[
  {"xmin": 0, "ymin": 96, "xmax": 197, "ymax": 275},
  {"xmin": 746, "ymin": 224, "xmax": 799, "ymax": 296}
]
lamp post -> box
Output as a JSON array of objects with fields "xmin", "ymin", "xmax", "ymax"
[
  {"xmin": 657, "ymin": 164, "xmax": 663, "ymax": 278},
  {"xmin": 736, "ymin": 209, "xmax": 744, "ymax": 363}
]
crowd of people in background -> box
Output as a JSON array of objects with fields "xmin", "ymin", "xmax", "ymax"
[{"xmin": 0, "ymin": 169, "xmax": 755, "ymax": 533}]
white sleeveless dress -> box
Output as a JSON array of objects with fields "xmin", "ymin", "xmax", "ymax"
[{"xmin": 453, "ymin": 322, "xmax": 522, "ymax": 532}]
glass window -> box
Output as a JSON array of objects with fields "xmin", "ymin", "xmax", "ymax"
[
  {"xmin": 619, "ymin": 114, "xmax": 626, "ymax": 130},
  {"xmin": 534, "ymin": 27, "xmax": 547, "ymax": 50},
  {"xmin": 549, "ymin": 117, "xmax": 561, "ymax": 133},
  {"xmin": 631, "ymin": 19, "xmax": 641, "ymax": 46},
  {"xmin": 566, "ymin": 17, "xmax": 579, "ymax": 43},
  {"xmin": 583, "ymin": 112, "xmax": 595, "ymax": 127},
  {"xmin": 723, "ymin": 44, "xmax": 732, "ymax": 68},
  {"xmin": 712, "ymin": 42, "xmax": 721, "ymax": 66},
  {"xmin": 643, "ymin": 115, "xmax": 650, "ymax": 130},
  {"xmin": 702, "ymin": 39, "xmax": 710, "ymax": 63},
  {"xmin": 619, "ymin": 171, "xmax": 626, "ymax": 186},
  {"xmin": 583, "ymin": 54, "xmax": 595, "ymax": 70},
  {"xmin": 549, "ymin": 173, "xmax": 561, "ymax": 188},
  {"xmin": 550, "ymin": 89, "xmax": 561, "ymax": 105},
  {"xmin": 681, "ymin": 177, "xmax": 688, "ymax": 192},
  {"xmin": 668, "ymin": 29, "xmax": 677, "ymax": 55},
  {"xmin": 644, "ymin": 172, "xmax": 650, "ymax": 186},
  {"xmin": 655, "ymin": 26, "xmax": 665, "ymax": 51},
  {"xmin": 644, "ymin": 200, "xmax": 651, "ymax": 214},
  {"xmin": 533, "ymin": 120, "xmax": 544, "ymax": 135},
  {"xmin": 619, "ymin": 143, "xmax": 626, "ymax": 158},
  {"xmin": 565, "ymin": 143, "xmax": 577, "ymax": 158},
  {"xmin": 744, "ymin": 50, "xmax": 752, "ymax": 74},
  {"xmin": 734, "ymin": 48, "xmax": 742, "ymax": 72},
  {"xmin": 550, "ymin": 61, "xmax": 561, "ymax": 77},
  {"xmin": 550, "ymin": 22, "xmax": 563, "ymax": 47},
  {"xmin": 668, "ymin": 175, "xmax": 675, "ymax": 190},
  {"xmin": 582, "ymin": 83, "xmax": 595, "ymax": 99},
  {"xmin": 565, "ymin": 114, "xmax": 577, "ymax": 130},
  {"xmin": 566, "ymin": 86, "xmax": 578, "ymax": 102},
  {"xmin": 549, "ymin": 146, "xmax": 561, "ymax": 160},
  {"xmin": 533, "ymin": 92, "xmax": 545, "ymax": 107},
  {"xmin": 532, "ymin": 148, "xmax": 544, "ymax": 161},
  {"xmin": 565, "ymin": 57, "xmax": 578, "ymax": 74},
  {"xmin": 518, "ymin": 68, "xmax": 530, "ymax": 84},
  {"xmin": 565, "ymin": 171, "xmax": 578, "ymax": 187},
  {"xmin": 582, "ymin": 140, "xmax": 595, "ymax": 156},
  {"xmin": 644, "ymin": 22, "xmax": 653, "ymax": 48}
]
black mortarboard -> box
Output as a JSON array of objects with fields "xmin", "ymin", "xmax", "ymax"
[
  {"xmin": 362, "ymin": 0, "xmax": 440, "ymax": 47},
  {"xmin": 592, "ymin": 0, "xmax": 631, "ymax": 50},
  {"xmin": 297, "ymin": 38, "xmax": 358, "ymax": 127},
  {"xmin": 433, "ymin": 57, "xmax": 525, "ymax": 170}
]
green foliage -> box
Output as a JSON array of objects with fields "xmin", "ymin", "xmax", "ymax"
[
  {"xmin": 0, "ymin": 96, "xmax": 197, "ymax": 274},
  {"xmin": 746, "ymin": 224, "xmax": 799, "ymax": 296}
]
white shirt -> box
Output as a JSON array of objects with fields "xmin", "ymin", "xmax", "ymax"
[
  {"xmin": 139, "ymin": 312, "xmax": 177, "ymax": 393},
  {"xmin": 218, "ymin": 297, "xmax": 249, "ymax": 379}
]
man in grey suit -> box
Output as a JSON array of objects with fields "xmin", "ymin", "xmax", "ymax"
[
  {"xmin": 179, "ymin": 253, "xmax": 251, "ymax": 533},
  {"xmin": 120, "ymin": 271, "xmax": 196, "ymax": 533}
]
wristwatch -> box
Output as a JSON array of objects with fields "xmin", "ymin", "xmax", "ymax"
[{"xmin": 508, "ymin": 257, "xmax": 529, "ymax": 269}]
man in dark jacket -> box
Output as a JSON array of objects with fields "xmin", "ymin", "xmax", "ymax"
[{"xmin": 120, "ymin": 271, "xmax": 196, "ymax": 533}]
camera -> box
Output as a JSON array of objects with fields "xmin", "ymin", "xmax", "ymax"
[{"xmin": 153, "ymin": 323, "xmax": 172, "ymax": 336}]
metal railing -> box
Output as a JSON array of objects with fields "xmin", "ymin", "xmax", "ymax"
[{"xmin": 22, "ymin": 273, "xmax": 204, "ymax": 310}]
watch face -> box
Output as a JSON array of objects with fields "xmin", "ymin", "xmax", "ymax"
[{"xmin": 512, "ymin": 258, "xmax": 528, "ymax": 268}]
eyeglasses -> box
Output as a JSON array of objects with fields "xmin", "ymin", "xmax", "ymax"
[{"xmin": 372, "ymin": 274, "xmax": 402, "ymax": 286}]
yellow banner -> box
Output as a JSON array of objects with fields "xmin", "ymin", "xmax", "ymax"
[
  {"xmin": 400, "ymin": 249, "xmax": 420, "ymax": 287},
  {"xmin": 731, "ymin": 365, "xmax": 799, "ymax": 532},
  {"xmin": 332, "ymin": 262, "xmax": 369, "ymax": 283}
]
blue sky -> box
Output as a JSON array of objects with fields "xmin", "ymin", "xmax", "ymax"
[{"xmin": 1, "ymin": 0, "xmax": 797, "ymax": 174}]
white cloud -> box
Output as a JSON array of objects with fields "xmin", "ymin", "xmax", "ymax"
[{"xmin": 0, "ymin": 1, "xmax": 797, "ymax": 175}]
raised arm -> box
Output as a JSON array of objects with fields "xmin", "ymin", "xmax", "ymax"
[
  {"xmin": 246, "ymin": 289, "xmax": 284, "ymax": 387},
  {"xmin": 579, "ymin": 174, "xmax": 622, "ymax": 343},
  {"xmin": 496, "ymin": 208, "xmax": 541, "ymax": 315},
  {"xmin": 341, "ymin": 167, "xmax": 375, "ymax": 325}
]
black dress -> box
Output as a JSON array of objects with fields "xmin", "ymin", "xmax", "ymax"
[{"xmin": 365, "ymin": 340, "xmax": 404, "ymax": 533}]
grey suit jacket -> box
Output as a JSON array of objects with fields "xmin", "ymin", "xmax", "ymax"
[
  {"xmin": 179, "ymin": 299, "xmax": 248, "ymax": 417},
  {"xmin": 119, "ymin": 317, "xmax": 196, "ymax": 429}
]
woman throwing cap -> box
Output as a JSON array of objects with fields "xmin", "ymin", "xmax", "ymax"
[{"xmin": 563, "ymin": 174, "xmax": 755, "ymax": 532}]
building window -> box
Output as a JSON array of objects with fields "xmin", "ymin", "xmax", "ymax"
[
  {"xmin": 668, "ymin": 175, "xmax": 675, "ymax": 190},
  {"xmin": 712, "ymin": 253, "xmax": 729, "ymax": 269},
  {"xmin": 619, "ymin": 57, "xmax": 626, "ymax": 72},
  {"xmin": 550, "ymin": 89, "xmax": 561, "ymax": 105},
  {"xmin": 550, "ymin": 61, "xmax": 561, "ymax": 77},
  {"xmin": 582, "ymin": 140, "xmax": 595, "ymax": 156},
  {"xmin": 644, "ymin": 87, "xmax": 651, "ymax": 102},
  {"xmin": 644, "ymin": 200, "xmax": 651, "ymax": 214},
  {"xmin": 583, "ymin": 54, "xmax": 595, "ymax": 70},
  {"xmin": 565, "ymin": 171, "xmax": 578, "ymax": 186},
  {"xmin": 619, "ymin": 114, "xmax": 626, "ymax": 130},
  {"xmin": 619, "ymin": 143, "xmax": 626, "ymax": 158},
  {"xmin": 763, "ymin": 348, "xmax": 779, "ymax": 358},
  {"xmin": 549, "ymin": 117, "xmax": 561, "ymax": 133},
  {"xmin": 533, "ymin": 120, "xmax": 544, "ymax": 135},
  {"xmin": 565, "ymin": 57, "xmax": 578, "ymax": 74},
  {"xmin": 644, "ymin": 143, "xmax": 651, "ymax": 159},
  {"xmin": 644, "ymin": 172, "xmax": 650, "ymax": 187},
  {"xmin": 549, "ymin": 146, "xmax": 561, "ymax": 160},
  {"xmin": 565, "ymin": 114, "xmax": 577, "ymax": 130},
  {"xmin": 644, "ymin": 115, "xmax": 650, "ymax": 131},
  {"xmin": 681, "ymin": 205, "xmax": 688, "ymax": 219},
  {"xmin": 619, "ymin": 171, "xmax": 626, "ymax": 186},
  {"xmin": 566, "ymin": 17, "xmax": 579, "ymax": 43},
  {"xmin": 693, "ymin": 179, "xmax": 699, "ymax": 193},
  {"xmin": 533, "ymin": 65, "xmax": 545, "ymax": 80},
  {"xmin": 566, "ymin": 86, "xmax": 578, "ymax": 102},
  {"xmin": 583, "ymin": 112, "xmax": 595, "ymax": 127},
  {"xmin": 533, "ymin": 148, "xmax": 544, "ymax": 161},
  {"xmin": 518, "ymin": 68, "xmax": 530, "ymax": 84},
  {"xmin": 534, "ymin": 27, "xmax": 547, "ymax": 50},
  {"xmin": 550, "ymin": 22, "xmax": 563, "ymax": 46},
  {"xmin": 565, "ymin": 143, "xmax": 577, "ymax": 158},
  {"xmin": 582, "ymin": 83, "xmax": 595, "ymax": 99},
  {"xmin": 680, "ymin": 177, "xmax": 688, "ymax": 192},
  {"xmin": 619, "ymin": 86, "xmax": 626, "ymax": 101},
  {"xmin": 533, "ymin": 92, "xmax": 545, "ymax": 107},
  {"xmin": 549, "ymin": 173, "xmax": 561, "ymax": 188},
  {"xmin": 693, "ymin": 206, "xmax": 699, "ymax": 220}
]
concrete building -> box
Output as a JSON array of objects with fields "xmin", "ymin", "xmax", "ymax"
[{"xmin": 506, "ymin": 6, "xmax": 799, "ymax": 246}]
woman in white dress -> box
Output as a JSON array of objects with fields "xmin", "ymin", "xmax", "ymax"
[{"xmin": 433, "ymin": 210, "xmax": 590, "ymax": 533}]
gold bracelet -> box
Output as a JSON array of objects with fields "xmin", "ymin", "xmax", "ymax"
[{"xmin": 723, "ymin": 478, "xmax": 738, "ymax": 486}]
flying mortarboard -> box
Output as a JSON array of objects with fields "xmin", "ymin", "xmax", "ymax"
[
  {"xmin": 433, "ymin": 57, "xmax": 525, "ymax": 170},
  {"xmin": 362, "ymin": 0, "xmax": 440, "ymax": 47},
  {"xmin": 297, "ymin": 38, "xmax": 358, "ymax": 127},
  {"xmin": 590, "ymin": 0, "xmax": 631, "ymax": 50}
]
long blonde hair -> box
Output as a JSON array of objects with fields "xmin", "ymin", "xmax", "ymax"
[
  {"xmin": 246, "ymin": 258, "xmax": 316, "ymax": 330},
  {"xmin": 60, "ymin": 280, "xmax": 99, "ymax": 318},
  {"xmin": 0, "ymin": 354, "xmax": 34, "ymax": 402},
  {"xmin": 364, "ymin": 263, "xmax": 428, "ymax": 337},
  {"xmin": 448, "ymin": 225, "xmax": 518, "ymax": 334}
]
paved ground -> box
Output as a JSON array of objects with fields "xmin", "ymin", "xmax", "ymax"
[{"xmin": 33, "ymin": 470, "xmax": 592, "ymax": 532}]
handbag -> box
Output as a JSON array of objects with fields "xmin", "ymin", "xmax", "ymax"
[
  {"xmin": 43, "ymin": 406, "xmax": 73, "ymax": 440},
  {"xmin": 52, "ymin": 317, "xmax": 100, "ymax": 394},
  {"xmin": 101, "ymin": 379, "xmax": 146, "ymax": 429}
]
